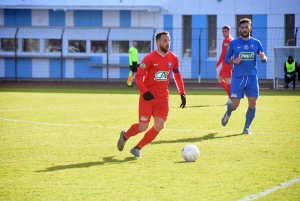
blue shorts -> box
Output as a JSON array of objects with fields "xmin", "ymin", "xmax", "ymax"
[{"xmin": 230, "ymin": 75, "xmax": 259, "ymax": 99}]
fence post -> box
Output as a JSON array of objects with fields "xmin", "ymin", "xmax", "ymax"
[
  {"xmin": 295, "ymin": 28, "xmax": 298, "ymax": 46},
  {"xmin": 198, "ymin": 29, "xmax": 202, "ymax": 83},
  {"xmin": 14, "ymin": 27, "xmax": 19, "ymax": 81},
  {"xmin": 60, "ymin": 28, "xmax": 65, "ymax": 82}
]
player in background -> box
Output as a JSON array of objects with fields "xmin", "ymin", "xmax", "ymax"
[
  {"xmin": 214, "ymin": 25, "xmax": 233, "ymax": 105},
  {"xmin": 127, "ymin": 41, "xmax": 139, "ymax": 87},
  {"xmin": 221, "ymin": 18, "xmax": 267, "ymax": 134},
  {"xmin": 117, "ymin": 31, "xmax": 186, "ymax": 157}
]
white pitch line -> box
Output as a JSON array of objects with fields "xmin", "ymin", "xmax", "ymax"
[
  {"xmin": 0, "ymin": 117, "xmax": 299, "ymax": 135},
  {"xmin": 238, "ymin": 176, "xmax": 300, "ymax": 201},
  {"xmin": 0, "ymin": 117, "xmax": 105, "ymax": 129}
]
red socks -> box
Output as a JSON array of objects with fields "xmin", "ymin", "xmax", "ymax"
[
  {"xmin": 124, "ymin": 123, "xmax": 140, "ymax": 140},
  {"xmin": 226, "ymin": 84, "xmax": 231, "ymax": 98},
  {"xmin": 136, "ymin": 127, "xmax": 159, "ymax": 149},
  {"xmin": 220, "ymin": 80, "xmax": 227, "ymax": 91},
  {"xmin": 220, "ymin": 81, "xmax": 231, "ymax": 98}
]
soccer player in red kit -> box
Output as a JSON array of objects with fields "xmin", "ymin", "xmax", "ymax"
[
  {"xmin": 117, "ymin": 31, "xmax": 186, "ymax": 158},
  {"xmin": 214, "ymin": 25, "xmax": 233, "ymax": 104}
]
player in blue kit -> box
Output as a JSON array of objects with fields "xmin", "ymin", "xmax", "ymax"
[{"xmin": 221, "ymin": 18, "xmax": 267, "ymax": 134}]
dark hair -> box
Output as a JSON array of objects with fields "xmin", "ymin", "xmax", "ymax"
[
  {"xmin": 156, "ymin": 31, "xmax": 169, "ymax": 41},
  {"xmin": 222, "ymin": 25, "xmax": 230, "ymax": 30},
  {"xmin": 239, "ymin": 18, "xmax": 252, "ymax": 27}
]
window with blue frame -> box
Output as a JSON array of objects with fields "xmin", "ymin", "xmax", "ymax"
[
  {"xmin": 208, "ymin": 15, "xmax": 217, "ymax": 57},
  {"xmin": 22, "ymin": 39, "xmax": 39, "ymax": 52},
  {"xmin": 112, "ymin": 41, "xmax": 129, "ymax": 53},
  {"xmin": 91, "ymin": 40, "xmax": 107, "ymax": 53},
  {"xmin": 44, "ymin": 39, "xmax": 61, "ymax": 52},
  {"xmin": 68, "ymin": 40, "xmax": 86, "ymax": 53},
  {"xmin": 1, "ymin": 38, "xmax": 18, "ymax": 52},
  {"xmin": 136, "ymin": 41, "xmax": 151, "ymax": 53},
  {"xmin": 285, "ymin": 14, "xmax": 295, "ymax": 46},
  {"xmin": 183, "ymin": 15, "xmax": 192, "ymax": 57}
]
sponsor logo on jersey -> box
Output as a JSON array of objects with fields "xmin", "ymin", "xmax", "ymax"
[
  {"xmin": 224, "ymin": 43, "xmax": 229, "ymax": 46},
  {"xmin": 168, "ymin": 62, "xmax": 172, "ymax": 67},
  {"xmin": 231, "ymin": 93, "xmax": 237, "ymax": 98},
  {"xmin": 140, "ymin": 115, "xmax": 148, "ymax": 121},
  {"xmin": 239, "ymin": 52, "xmax": 254, "ymax": 60},
  {"xmin": 244, "ymin": 45, "xmax": 249, "ymax": 50},
  {"xmin": 140, "ymin": 63, "xmax": 146, "ymax": 68},
  {"xmin": 154, "ymin": 71, "xmax": 169, "ymax": 81},
  {"xmin": 154, "ymin": 63, "xmax": 160, "ymax": 66}
]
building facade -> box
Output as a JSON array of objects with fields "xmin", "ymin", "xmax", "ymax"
[{"xmin": 0, "ymin": 0, "xmax": 299, "ymax": 81}]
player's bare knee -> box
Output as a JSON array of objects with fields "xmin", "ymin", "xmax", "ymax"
[
  {"xmin": 154, "ymin": 124, "xmax": 164, "ymax": 132},
  {"xmin": 138, "ymin": 123, "xmax": 149, "ymax": 132}
]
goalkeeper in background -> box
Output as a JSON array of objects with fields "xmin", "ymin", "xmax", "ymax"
[
  {"xmin": 221, "ymin": 18, "xmax": 267, "ymax": 134},
  {"xmin": 117, "ymin": 31, "xmax": 186, "ymax": 158},
  {"xmin": 284, "ymin": 56, "xmax": 297, "ymax": 89}
]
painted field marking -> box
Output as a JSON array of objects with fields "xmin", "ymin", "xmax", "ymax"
[
  {"xmin": 0, "ymin": 117, "xmax": 299, "ymax": 135},
  {"xmin": 238, "ymin": 176, "xmax": 300, "ymax": 201}
]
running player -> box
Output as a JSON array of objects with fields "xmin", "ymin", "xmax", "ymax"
[
  {"xmin": 214, "ymin": 25, "xmax": 233, "ymax": 105},
  {"xmin": 221, "ymin": 18, "xmax": 267, "ymax": 134},
  {"xmin": 117, "ymin": 31, "xmax": 186, "ymax": 157}
]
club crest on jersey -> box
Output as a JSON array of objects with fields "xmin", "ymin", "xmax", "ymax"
[
  {"xmin": 154, "ymin": 71, "xmax": 169, "ymax": 81},
  {"xmin": 168, "ymin": 62, "xmax": 172, "ymax": 67},
  {"xmin": 250, "ymin": 44, "xmax": 254, "ymax": 49},
  {"xmin": 140, "ymin": 115, "xmax": 148, "ymax": 121},
  {"xmin": 239, "ymin": 52, "xmax": 254, "ymax": 60},
  {"xmin": 140, "ymin": 63, "xmax": 146, "ymax": 68}
]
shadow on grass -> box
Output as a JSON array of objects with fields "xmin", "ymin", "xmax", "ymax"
[
  {"xmin": 35, "ymin": 156, "xmax": 136, "ymax": 172},
  {"xmin": 152, "ymin": 132, "xmax": 243, "ymax": 145}
]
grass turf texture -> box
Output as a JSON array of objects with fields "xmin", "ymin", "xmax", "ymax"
[{"xmin": 0, "ymin": 86, "xmax": 299, "ymax": 200}]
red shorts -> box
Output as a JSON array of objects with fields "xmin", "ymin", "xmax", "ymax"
[
  {"xmin": 219, "ymin": 65, "xmax": 232, "ymax": 78},
  {"xmin": 139, "ymin": 99, "xmax": 169, "ymax": 122}
]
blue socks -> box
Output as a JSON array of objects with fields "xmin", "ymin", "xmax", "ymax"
[
  {"xmin": 226, "ymin": 103, "xmax": 236, "ymax": 116},
  {"xmin": 244, "ymin": 107, "xmax": 256, "ymax": 129}
]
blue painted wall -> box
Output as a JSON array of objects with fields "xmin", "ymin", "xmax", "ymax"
[
  {"xmin": 74, "ymin": 59, "xmax": 102, "ymax": 78},
  {"xmin": 120, "ymin": 11, "xmax": 131, "ymax": 27},
  {"xmin": 17, "ymin": 59, "xmax": 32, "ymax": 78},
  {"xmin": 49, "ymin": 59, "xmax": 61, "ymax": 78},
  {"xmin": 4, "ymin": 9, "xmax": 31, "ymax": 26},
  {"xmin": 5, "ymin": 58, "xmax": 15, "ymax": 78},
  {"xmin": 191, "ymin": 15, "xmax": 207, "ymax": 79},
  {"xmin": 90, "ymin": 11, "xmax": 102, "ymax": 27},
  {"xmin": 49, "ymin": 10, "xmax": 65, "ymax": 26},
  {"xmin": 74, "ymin": 10, "xmax": 102, "ymax": 27},
  {"xmin": 252, "ymin": 15, "xmax": 267, "ymax": 79},
  {"xmin": 164, "ymin": 15, "xmax": 173, "ymax": 52},
  {"xmin": 120, "ymin": 56, "xmax": 129, "ymax": 78}
]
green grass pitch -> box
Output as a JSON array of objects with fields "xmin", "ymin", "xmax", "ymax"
[{"xmin": 0, "ymin": 86, "xmax": 299, "ymax": 200}]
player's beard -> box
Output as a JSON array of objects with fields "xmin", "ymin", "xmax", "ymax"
[
  {"xmin": 240, "ymin": 31, "xmax": 250, "ymax": 38},
  {"xmin": 160, "ymin": 45, "xmax": 169, "ymax": 54}
]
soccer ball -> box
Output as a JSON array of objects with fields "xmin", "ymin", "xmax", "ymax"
[{"xmin": 182, "ymin": 144, "xmax": 200, "ymax": 162}]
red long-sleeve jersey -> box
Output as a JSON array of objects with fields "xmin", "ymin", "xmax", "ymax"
[
  {"xmin": 216, "ymin": 36, "xmax": 233, "ymax": 68},
  {"xmin": 136, "ymin": 50, "xmax": 185, "ymax": 101}
]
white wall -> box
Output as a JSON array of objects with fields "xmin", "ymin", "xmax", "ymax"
[
  {"xmin": 32, "ymin": 10, "xmax": 48, "ymax": 26},
  {"xmin": 103, "ymin": 11, "xmax": 119, "ymax": 27},
  {"xmin": 65, "ymin": 11, "xmax": 74, "ymax": 26},
  {"xmin": 131, "ymin": 11, "xmax": 154, "ymax": 27}
]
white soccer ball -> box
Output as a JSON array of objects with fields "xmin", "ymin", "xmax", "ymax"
[{"xmin": 182, "ymin": 144, "xmax": 200, "ymax": 162}]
